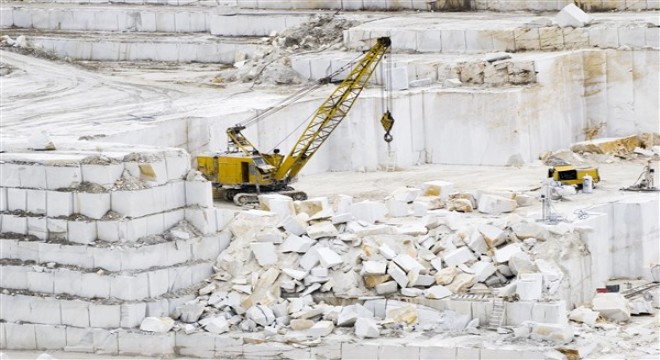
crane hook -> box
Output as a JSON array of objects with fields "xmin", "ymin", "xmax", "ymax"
[{"xmin": 380, "ymin": 111, "xmax": 395, "ymax": 144}]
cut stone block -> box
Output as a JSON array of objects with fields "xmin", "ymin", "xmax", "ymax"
[
  {"xmin": 494, "ymin": 243, "xmax": 523, "ymax": 263},
  {"xmin": 424, "ymin": 285, "xmax": 452, "ymax": 299},
  {"xmin": 361, "ymin": 261, "xmax": 387, "ymax": 276},
  {"xmin": 306, "ymin": 320, "xmax": 334, "ymax": 338},
  {"xmin": 140, "ymin": 317, "xmax": 174, "ymax": 333},
  {"xmin": 401, "ymin": 288, "xmax": 424, "ymax": 297},
  {"xmin": 478, "ymin": 194, "xmax": 517, "ymax": 214},
  {"xmin": 46, "ymin": 191, "xmax": 74, "ymax": 217},
  {"xmin": 446, "ymin": 273, "xmax": 477, "ymax": 293},
  {"xmin": 375, "ymin": 281, "xmax": 398, "ymax": 295},
  {"xmin": 393, "ymin": 254, "xmax": 423, "ymax": 272},
  {"xmin": 45, "ymin": 165, "xmax": 82, "ymax": 190},
  {"xmin": 386, "ymin": 198, "xmax": 409, "ymax": 218},
  {"xmin": 592, "ymin": 293, "xmax": 631, "ymax": 322},
  {"xmin": 251, "ymin": 242, "xmax": 278, "ymax": 266},
  {"xmin": 511, "ymin": 222, "xmax": 545, "ymax": 240},
  {"xmin": 466, "ymin": 230, "xmax": 488, "ymax": 254},
  {"xmin": 299, "ymin": 249, "xmax": 319, "ymax": 271},
  {"xmin": 349, "ymin": 201, "xmax": 387, "ymax": 224},
  {"xmin": 385, "ymin": 304, "xmax": 417, "ymax": 325},
  {"xmin": 7, "ymin": 188, "xmax": 27, "ymax": 212},
  {"xmin": 316, "ymin": 247, "xmax": 343, "ymax": 268},
  {"xmin": 185, "ymin": 180, "xmax": 213, "ymax": 208},
  {"xmin": 516, "ymin": 273, "xmax": 543, "ymax": 301},
  {"xmin": 306, "ymin": 221, "xmax": 338, "ymax": 239},
  {"xmin": 387, "ymin": 262, "xmax": 408, "ymax": 288},
  {"xmin": 74, "ymin": 192, "xmax": 110, "ymax": 219},
  {"xmin": 246, "ymin": 305, "xmax": 276, "ymax": 327},
  {"xmin": 385, "ymin": 67, "xmax": 409, "ymax": 91},
  {"xmin": 282, "ymin": 268, "xmax": 307, "ymax": 281},
  {"xmin": 421, "ymin": 180, "xmax": 453, "ymax": 200},
  {"xmin": 472, "ymin": 261, "xmax": 497, "ymax": 282},
  {"xmin": 555, "ymin": 3, "xmax": 593, "ymax": 28},
  {"xmin": 568, "ymin": 307, "xmax": 599, "ymax": 325},
  {"xmin": 446, "ymin": 198, "xmax": 473, "ymax": 213},
  {"xmin": 355, "ymin": 317, "xmax": 379, "ymax": 338},
  {"xmin": 2, "ymin": 214, "xmax": 28, "ymax": 234},
  {"xmin": 297, "ymin": 197, "xmax": 330, "ymax": 217},
  {"xmin": 205, "ymin": 317, "xmax": 230, "ymax": 334},
  {"xmin": 81, "ymin": 163, "xmax": 124, "ymax": 188},
  {"xmin": 185, "ymin": 207, "xmax": 218, "ymax": 234},
  {"xmin": 530, "ymin": 323, "xmax": 574, "ymax": 344},
  {"xmin": 331, "ymin": 213, "xmax": 353, "ymax": 224},
  {"xmin": 27, "ymin": 217, "xmax": 47, "ymax": 240},
  {"xmin": 388, "ymin": 187, "xmax": 421, "ymax": 203},
  {"xmin": 379, "ymin": 244, "xmax": 396, "ymax": 260},
  {"xmin": 0, "ymin": 187, "xmax": 6, "ymax": 212},
  {"xmin": 443, "ymin": 247, "xmax": 476, "ymax": 267},
  {"xmin": 280, "ymin": 234, "xmax": 314, "ymax": 253},
  {"xmin": 478, "ymin": 224, "xmax": 506, "ymax": 247},
  {"xmin": 334, "ymin": 194, "xmax": 353, "ymax": 213},
  {"xmin": 68, "ymin": 220, "xmax": 97, "ymax": 244},
  {"xmin": 278, "ymin": 215, "xmax": 307, "ymax": 236},
  {"xmin": 26, "ymin": 189, "xmax": 47, "ymax": 215}
]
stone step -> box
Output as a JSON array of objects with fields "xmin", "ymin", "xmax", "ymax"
[
  {"xmin": 1, "ymin": 29, "xmax": 266, "ymax": 64},
  {"xmin": 0, "ymin": 260, "xmax": 214, "ymax": 300},
  {"xmin": 0, "ymin": 321, "xmax": 553, "ymax": 358},
  {"xmin": 0, "ymin": 232, "xmax": 230, "ymax": 271},
  {"xmin": 344, "ymin": 14, "xmax": 658, "ymax": 54},
  {"xmin": 3, "ymin": 3, "xmax": 314, "ymax": 36},
  {"xmin": 292, "ymin": 51, "xmax": 538, "ymax": 87},
  {"xmin": 0, "ymin": 290, "xmax": 195, "ymax": 329}
]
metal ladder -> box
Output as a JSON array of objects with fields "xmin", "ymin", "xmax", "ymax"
[
  {"xmin": 488, "ymin": 299, "xmax": 505, "ymax": 330},
  {"xmin": 385, "ymin": 150, "xmax": 397, "ymax": 172}
]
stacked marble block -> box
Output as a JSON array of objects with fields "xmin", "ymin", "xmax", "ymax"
[{"xmin": 0, "ymin": 144, "xmax": 232, "ymax": 336}]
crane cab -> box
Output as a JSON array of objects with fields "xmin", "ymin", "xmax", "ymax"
[{"xmin": 197, "ymin": 152, "xmax": 277, "ymax": 188}]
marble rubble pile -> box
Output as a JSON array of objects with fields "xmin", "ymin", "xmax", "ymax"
[
  {"xmin": 0, "ymin": 142, "xmax": 233, "ymax": 333},
  {"xmin": 159, "ymin": 180, "xmax": 576, "ymax": 340}
]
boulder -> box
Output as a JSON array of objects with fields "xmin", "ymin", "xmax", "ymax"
[
  {"xmin": 435, "ymin": 266, "xmax": 458, "ymax": 285},
  {"xmin": 511, "ymin": 222, "xmax": 545, "ymax": 240},
  {"xmin": 361, "ymin": 260, "xmax": 387, "ymax": 275},
  {"xmin": 494, "ymin": 243, "xmax": 523, "ymax": 263},
  {"xmin": 447, "ymin": 273, "xmax": 477, "ymax": 293},
  {"xmin": 205, "ymin": 317, "xmax": 230, "ymax": 334},
  {"xmin": 443, "ymin": 247, "xmax": 477, "ymax": 267},
  {"xmin": 530, "ymin": 322, "xmax": 574, "ymax": 344},
  {"xmin": 421, "ymin": 180, "xmax": 454, "ymax": 200},
  {"xmin": 290, "ymin": 319, "xmax": 314, "ymax": 330},
  {"xmin": 424, "ymin": 285, "xmax": 452, "ymax": 299},
  {"xmin": 179, "ymin": 303, "xmax": 205, "ymax": 323},
  {"xmin": 386, "ymin": 304, "xmax": 417, "ymax": 325},
  {"xmin": 472, "ymin": 261, "xmax": 497, "ymax": 282},
  {"xmin": 250, "ymin": 242, "xmax": 278, "ymax": 266},
  {"xmin": 140, "ymin": 317, "xmax": 174, "ymax": 333},
  {"xmin": 555, "ymin": 4, "xmax": 593, "ymax": 28},
  {"xmin": 355, "ymin": 317, "xmax": 380, "ymax": 338},
  {"xmin": 246, "ymin": 305, "xmax": 276, "ymax": 327},
  {"xmin": 306, "ymin": 321, "xmax": 334, "ymax": 337},
  {"xmin": 280, "ymin": 234, "xmax": 315, "ymax": 253},
  {"xmin": 568, "ymin": 307, "xmax": 599, "ymax": 325},
  {"xmin": 446, "ymin": 198, "xmax": 473, "ymax": 213},
  {"xmin": 306, "ymin": 221, "xmax": 338, "ymax": 239},
  {"xmin": 388, "ymin": 187, "xmax": 422, "ymax": 202},
  {"xmin": 478, "ymin": 194, "xmax": 517, "ymax": 215},
  {"xmin": 592, "ymin": 293, "xmax": 631, "ymax": 322}
]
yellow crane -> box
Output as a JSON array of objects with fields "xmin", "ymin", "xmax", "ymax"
[{"xmin": 197, "ymin": 37, "xmax": 393, "ymax": 205}]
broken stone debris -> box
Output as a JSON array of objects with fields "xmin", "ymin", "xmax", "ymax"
[{"xmin": 157, "ymin": 179, "xmax": 592, "ymax": 341}]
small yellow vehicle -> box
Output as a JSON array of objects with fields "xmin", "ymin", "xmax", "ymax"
[{"xmin": 548, "ymin": 165, "xmax": 600, "ymax": 188}]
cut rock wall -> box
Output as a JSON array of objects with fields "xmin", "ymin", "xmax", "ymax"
[{"xmin": 0, "ymin": 143, "xmax": 234, "ymax": 336}]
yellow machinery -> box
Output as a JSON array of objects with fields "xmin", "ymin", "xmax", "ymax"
[
  {"xmin": 197, "ymin": 37, "xmax": 393, "ymax": 205},
  {"xmin": 548, "ymin": 165, "xmax": 600, "ymax": 188}
]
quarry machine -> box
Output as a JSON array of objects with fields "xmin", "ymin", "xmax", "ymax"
[{"xmin": 197, "ymin": 37, "xmax": 393, "ymax": 205}]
